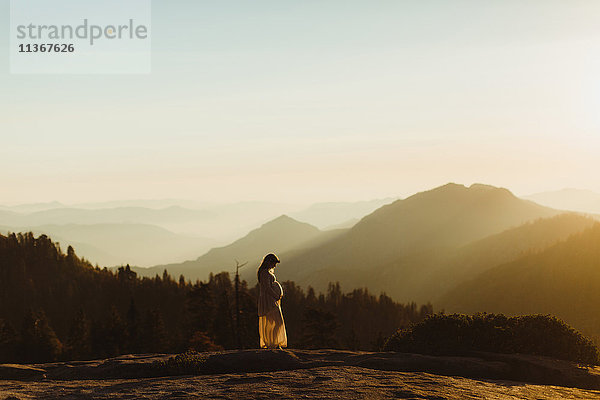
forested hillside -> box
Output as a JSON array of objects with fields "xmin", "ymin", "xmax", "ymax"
[
  {"xmin": 0, "ymin": 232, "xmax": 431, "ymax": 363},
  {"xmin": 440, "ymin": 224, "xmax": 600, "ymax": 341},
  {"xmin": 425, "ymin": 213, "xmax": 596, "ymax": 300}
]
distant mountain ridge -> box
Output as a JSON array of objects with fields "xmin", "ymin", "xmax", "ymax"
[
  {"xmin": 134, "ymin": 215, "xmax": 340, "ymax": 282},
  {"xmin": 0, "ymin": 199, "xmax": 391, "ymax": 246},
  {"xmin": 134, "ymin": 183, "xmax": 566, "ymax": 299},
  {"xmin": 281, "ymin": 183, "xmax": 560, "ymax": 302},
  {"xmin": 0, "ymin": 203, "xmax": 297, "ymax": 242},
  {"xmin": 0, "ymin": 201, "xmax": 65, "ymax": 213},
  {"xmin": 0, "ymin": 197, "xmax": 402, "ymax": 268},
  {"xmin": 0, "ymin": 223, "xmax": 215, "ymax": 267}
]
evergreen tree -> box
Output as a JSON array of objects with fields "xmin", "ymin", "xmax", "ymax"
[
  {"xmin": 141, "ymin": 309, "xmax": 169, "ymax": 353},
  {"xmin": 66, "ymin": 309, "xmax": 92, "ymax": 360},
  {"xmin": 126, "ymin": 298, "xmax": 141, "ymax": 354},
  {"xmin": 100, "ymin": 306, "xmax": 126, "ymax": 357},
  {"xmin": 19, "ymin": 310, "xmax": 63, "ymax": 363},
  {"xmin": 186, "ymin": 282, "xmax": 215, "ymax": 336},
  {"xmin": 211, "ymin": 273, "xmax": 236, "ymax": 349},
  {"xmin": 0, "ymin": 319, "xmax": 18, "ymax": 362},
  {"xmin": 301, "ymin": 307, "xmax": 340, "ymax": 349}
]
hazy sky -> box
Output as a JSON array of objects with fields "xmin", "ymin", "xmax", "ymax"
[{"xmin": 2, "ymin": 1, "xmax": 600, "ymax": 204}]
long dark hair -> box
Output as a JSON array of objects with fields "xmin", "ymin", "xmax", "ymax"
[{"xmin": 257, "ymin": 253, "xmax": 280, "ymax": 282}]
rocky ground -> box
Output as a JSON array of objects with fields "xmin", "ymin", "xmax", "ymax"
[{"xmin": 1, "ymin": 349, "xmax": 600, "ymax": 399}]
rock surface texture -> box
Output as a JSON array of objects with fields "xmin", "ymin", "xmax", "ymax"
[{"xmin": 1, "ymin": 349, "xmax": 600, "ymax": 399}]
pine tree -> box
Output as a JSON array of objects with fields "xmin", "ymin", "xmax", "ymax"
[
  {"xmin": 101, "ymin": 306, "xmax": 126, "ymax": 357},
  {"xmin": 141, "ymin": 309, "xmax": 169, "ymax": 353},
  {"xmin": 0, "ymin": 319, "xmax": 18, "ymax": 362},
  {"xmin": 19, "ymin": 310, "xmax": 63, "ymax": 363},
  {"xmin": 301, "ymin": 307, "xmax": 340, "ymax": 349},
  {"xmin": 66, "ymin": 309, "xmax": 91, "ymax": 360},
  {"xmin": 126, "ymin": 298, "xmax": 141, "ymax": 354}
]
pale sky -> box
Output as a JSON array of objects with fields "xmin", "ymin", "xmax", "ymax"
[{"xmin": 1, "ymin": 0, "xmax": 600, "ymax": 204}]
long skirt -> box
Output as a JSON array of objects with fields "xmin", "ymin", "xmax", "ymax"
[{"xmin": 259, "ymin": 306, "xmax": 287, "ymax": 349}]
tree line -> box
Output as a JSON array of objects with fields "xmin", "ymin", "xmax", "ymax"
[{"xmin": 0, "ymin": 232, "xmax": 432, "ymax": 363}]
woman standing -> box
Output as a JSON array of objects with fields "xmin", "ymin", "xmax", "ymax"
[{"xmin": 257, "ymin": 253, "xmax": 287, "ymax": 349}]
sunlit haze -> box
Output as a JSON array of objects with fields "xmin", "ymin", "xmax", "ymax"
[{"xmin": 2, "ymin": 0, "xmax": 600, "ymax": 204}]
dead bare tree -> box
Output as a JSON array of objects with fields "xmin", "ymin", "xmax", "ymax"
[{"xmin": 234, "ymin": 259, "xmax": 247, "ymax": 349}]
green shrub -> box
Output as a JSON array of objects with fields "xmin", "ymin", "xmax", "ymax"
[{"xmin": 383, "ymin": 313, "xmax": 600, "ymax": 365}]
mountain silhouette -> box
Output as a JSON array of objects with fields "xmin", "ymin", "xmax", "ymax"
[
  {"xmin": 135, "ymin": 215, "xmax": 334, "ymax": 282},
  {"xmin": 282, "ymin": 183, "xmax": 560, "ymax": 302}
]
